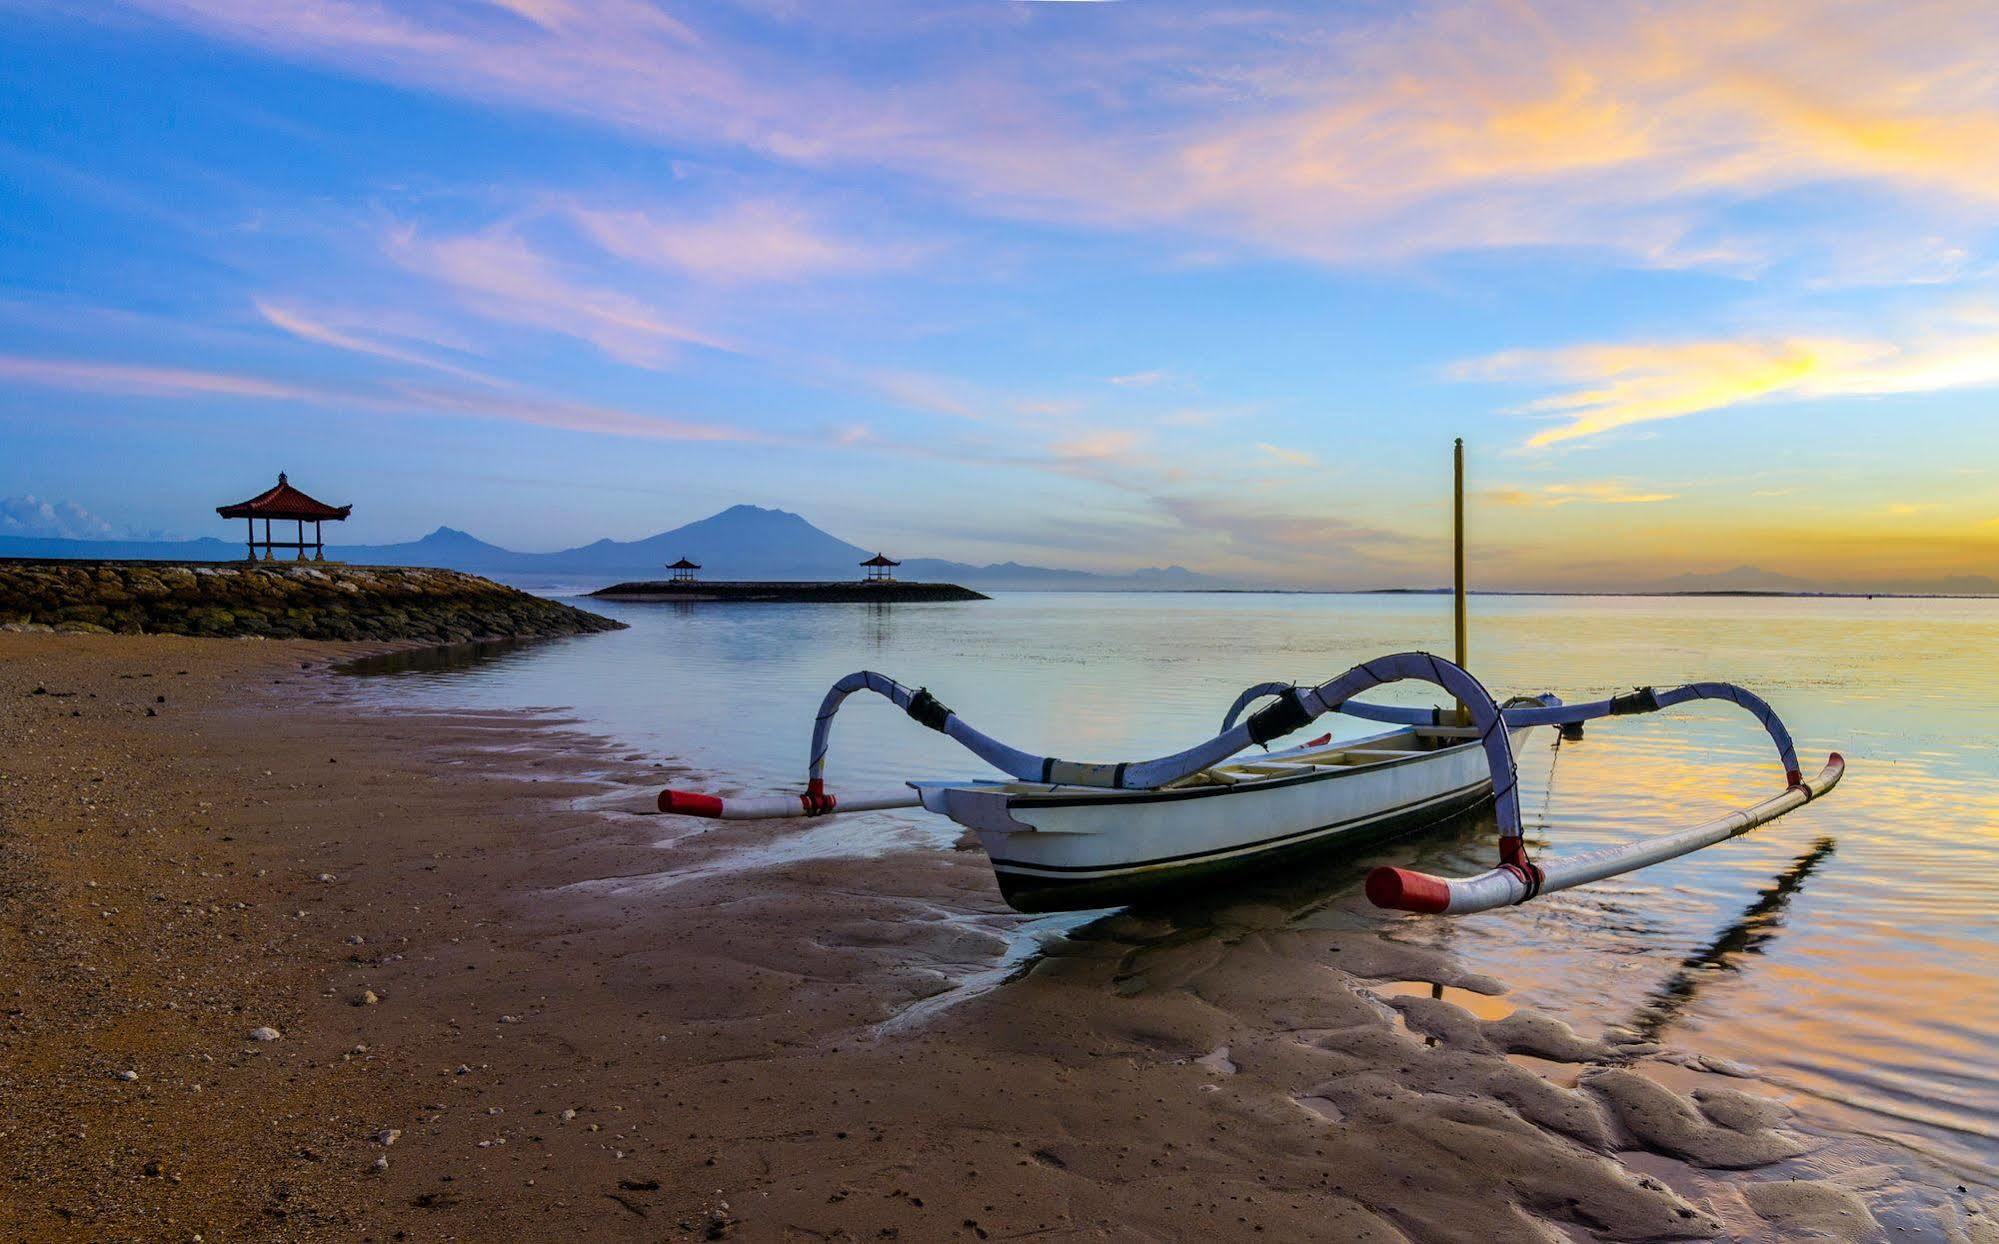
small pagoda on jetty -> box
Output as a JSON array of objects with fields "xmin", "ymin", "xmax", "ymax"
[
  {"xmin": 592, "ymin": 547, "xmax": 982, "ymax": 604},
  {"xmin": 217, "ymin": 472, "xmax": 352, "ymax": 561}
]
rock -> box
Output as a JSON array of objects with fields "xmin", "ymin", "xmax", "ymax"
[
  {"xmin": 1743, "ymin": 1179, "xmax": 1882, "ymax": 1240},
  {"xmin": 248, "ymin": 1026, "xmax": 282, "ymax": 1042},
  {"xmin": 370, "ymin": 1155, "xmax": 390, "ymax": 1174},
  {"xmin": 355, "ymin": 990, "xmax": 380, "ymax": 1006},
  {"xmin": 560, "ymin": 1108, "xmax": 577, "ymax": 1122},
  {"xmin": 370, "ymin": 1128, "xmax": 402, "ymax": 1147},
  {"xmin": 112, "ymin": 1069, "xmax": 139, "ymax": 1082},
  {"xmin": 1584, "ymin": 1068, "xmax": 1808, "ymax": 1168},
  {"xmin": 315, "ymin": 873, "xmax": 336, "ymax": 883},
  {"xmin": 0, "ymin": 562, "xmax": 623, "ymax": 640}
]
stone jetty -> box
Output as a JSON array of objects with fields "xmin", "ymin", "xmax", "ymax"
[
  {"xmin": 589, "ymin": 579, "xmax": 987, "ymax": 603},
  {"xmin": 0, "ymin": 559, "xmax": 622, "ymax": 642}
]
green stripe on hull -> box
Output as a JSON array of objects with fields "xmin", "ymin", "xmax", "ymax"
[{"xmin": 993, "ymin": 785, "xmax": 1494, "ymax": 913}]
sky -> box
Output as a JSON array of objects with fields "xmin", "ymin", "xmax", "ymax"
[{"xmin": 2, "ymin": 0, "xmax": 1998, "ymax": 591}]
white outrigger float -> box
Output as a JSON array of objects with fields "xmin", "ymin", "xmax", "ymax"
[{"xmin": 657, "ymin": 445, "xmax": 1843, "ymax": 916}]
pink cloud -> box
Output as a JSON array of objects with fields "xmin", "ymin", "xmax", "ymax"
[
  {"xmin": 116, "ymin": 0, "xmax": 1999, "ymax": 271},
  {"xmin": 567, "ymin": 199, "xmax": 917, "ymax": 285},
  {"xmin": 255, "ymin": 300, "xmax": 508, "ymax": 387},
  {"xmin": 387, "ymin": 226, "xmax": 736, "ymax": 367},
  {"xmin": 0, "ymin": 354, "xmax": 314, "ymax": 400},
  {"xmin": 0, "ymin": 350, "xmax": 765, "ymax": 445}
]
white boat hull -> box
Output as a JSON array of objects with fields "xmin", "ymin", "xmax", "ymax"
[{"xmin": 931, "ymin": 726, "xmax": 1534, "ymax": 912}]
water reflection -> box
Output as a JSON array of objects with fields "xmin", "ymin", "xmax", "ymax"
[
  {"xmin": 342, "ymin": 590, "xmax": 1999, "ymax": 1182},
  {"xmin": 1625, "ymin": 836, "xmax": 1838, "ymax": 1042},
  {"xmin": 340, "ymin": 636, "xmax": 542, "ymax": 676}
]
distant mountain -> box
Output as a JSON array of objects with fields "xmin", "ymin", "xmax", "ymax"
[
  {"xmin": 0, "ymin": 504, "xmax": 1225, "ymax": 591},
  {"xmin": 1639, "ymin": 564, "xmax": 1999, "ymax": 596},
  {"xmin": 0, "ymin": 534, "xmax": 245, "ymax": 561},
  {"xmin": 1645, "ymin": 565, "xmax": 1821, "ymax": 594}
]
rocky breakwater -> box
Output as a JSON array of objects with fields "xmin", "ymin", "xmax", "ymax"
[{"xmin": 0, "ymin": 559, "xmax": 623, "ymax": 642}]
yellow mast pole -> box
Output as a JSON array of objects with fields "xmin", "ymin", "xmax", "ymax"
[{"xmin": 1454, "ymin": 438, "xmax": 1468, "ymax": 724}]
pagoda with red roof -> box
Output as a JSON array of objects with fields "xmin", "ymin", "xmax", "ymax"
[{"xmin": 216, "ymin": 472, "xmax": 352, "ymax": 562}]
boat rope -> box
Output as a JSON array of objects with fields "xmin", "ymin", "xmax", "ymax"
[{"xmin": 1537, "ymin": 726, "xmax": 1563, "ymax": 834}]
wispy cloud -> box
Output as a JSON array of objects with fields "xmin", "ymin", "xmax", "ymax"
[
  {"xmin": 1048, "ymin": 429, "xmax": 1138, "ymax": 461},
  {"xmin": 118, "ymin": 0, "xmax": 1999, "ymax": 272},
  {"xmin": 567, "ymin": 199, "xmax": 918, "ymax": 286},
  {"xmin": 1461, "ymin": 317, "xmax": 1999, "ymax": 447},
  {"xmin": 256, "ymin": 300, "xmax": 507, "ymax": 387},
  {"xmin": 388, "ymin": 226, "xmax": 735, "ymax": 368},
  {"xmin": 1486, "ymin": 480, "xmax": 1678, "ymax": 507},
  {"xmin": 0, "ymin": 353, "xmax": 315, "ymax": 400},
  {"xmin": 392, "ymin": 384, "xmax": 762, "ymax": 444},
  {"xmin": 0, "ymin": 350, "xmax": 764, "ymax": 445},
  {"xmin": 1254, "ymin": 441, "xmax": 1317, "ymax": 468},
  {"xmin": 1154, "ymin": 493, "xmax": 1433, "ymax": 578},
  {"xmin": 866, "ymin": 369, "xmax": 985, "ymax": 421}
]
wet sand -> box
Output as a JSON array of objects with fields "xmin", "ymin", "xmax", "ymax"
[{"xmin": 1, "ymin": 633, "xmax": 1988, "ymax": 1242}]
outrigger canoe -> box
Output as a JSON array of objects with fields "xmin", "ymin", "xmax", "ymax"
[{"xmin": 657, "ymin": 650, "xmax": 1843, "ymax": 916}]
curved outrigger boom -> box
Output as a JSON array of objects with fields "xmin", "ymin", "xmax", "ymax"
[{"xmin": 657, "ymin": 651, "xmax": 1843, "ymax": 917}]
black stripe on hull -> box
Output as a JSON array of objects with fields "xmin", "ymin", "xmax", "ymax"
[{"xmin": 992, "ymin": 784, "xmax": 1494, "ymax": 914}]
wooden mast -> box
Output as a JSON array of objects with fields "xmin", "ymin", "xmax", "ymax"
[{"xmin": 1453, "ymin": 438, "xmax": 1468, "ymax": 724}]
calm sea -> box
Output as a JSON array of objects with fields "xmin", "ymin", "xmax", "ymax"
[{"xmin": 345, "ymin": 591, "xmax": 1998, "ymax": 1186}]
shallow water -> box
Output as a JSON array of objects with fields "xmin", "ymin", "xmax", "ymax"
[{"xmin": 345, "ymin": 591, "xmax": 1999, "ymax": 1185}]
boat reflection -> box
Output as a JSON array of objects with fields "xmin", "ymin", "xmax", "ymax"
[{"xmin": 1624, "ymin": 835, "xmax": 1838, "ymax": 1041}]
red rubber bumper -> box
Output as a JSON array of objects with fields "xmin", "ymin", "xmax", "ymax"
[
  {"xmin": 1365, "ymin": 866, "xmax": 1452, "ymax": 914},
  {"xmin": 658, "ymin": 789, "xmax": 724, "ymax": 817}
]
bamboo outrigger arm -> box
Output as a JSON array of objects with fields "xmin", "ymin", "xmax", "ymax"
[
  {"xmin": 1222, "ymin": 680, "xmax": 1805, "ymax": 785},
  {"xmin": 1219, "ymin": 676, "xmax": 1832, "ymax": 913},
  {"xmin": 1366, "ymin": 753, "xmax": 1845, "ymax": 915},
  {"xmin": 663, "ymin": 652, "xmax": 1519, "ymax": 823}
]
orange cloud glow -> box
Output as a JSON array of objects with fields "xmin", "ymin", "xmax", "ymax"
[{"xmin": 1461, "ymin": 319, "xmax": 1999, "ymax": 446}]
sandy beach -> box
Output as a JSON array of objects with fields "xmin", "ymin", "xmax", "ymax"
[{"xmin": 1, "ymin": 632, "xmax": 1981, "ymax": 1243}]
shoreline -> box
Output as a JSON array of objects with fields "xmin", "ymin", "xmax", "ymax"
[{"xmin": 2, "ymin": 633, "xmax": 1981, "ymax": 1240}]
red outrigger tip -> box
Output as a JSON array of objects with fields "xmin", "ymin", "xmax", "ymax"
[
  {"xmin": 1364, "ymin": 866, "xmax": 1452, "ymax": 914},
  {"xmin": 658, "ymin": 789, "xmax": 724, "ymax": 817}
]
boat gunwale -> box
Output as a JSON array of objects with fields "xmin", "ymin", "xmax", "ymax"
[
  {"xmin": 987, "ymin": 779, "xmax": 1495, "ymax": 877},
  {"xmin": 1001, "ymin": 726, "xmax": 1511, "ymax": 810}
]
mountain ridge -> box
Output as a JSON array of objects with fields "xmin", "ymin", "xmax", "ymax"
[
  {"xmin": 2, "ymin": 512, "xmax": 1992, "ymax": 595},
  {"xmin": 0, "ymin": 505, "xmax": 1220, "ymax": 591}
]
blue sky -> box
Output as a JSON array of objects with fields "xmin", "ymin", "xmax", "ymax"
[{"xmin": 3, "ymin": 1, "xmax": 1998, "ymax": 589}]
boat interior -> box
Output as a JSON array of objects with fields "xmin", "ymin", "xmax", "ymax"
[{"xmin": 958, "ymin": 724, "xmax": 1488, "ymax": 798}]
